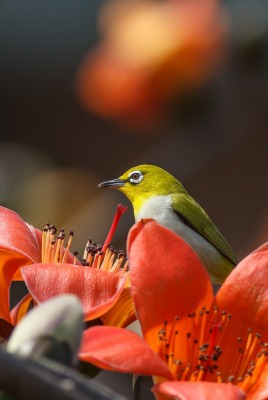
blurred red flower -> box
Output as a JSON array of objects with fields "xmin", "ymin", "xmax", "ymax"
[{"xmin": 76, "ymin": 0, "xmax": 228, "ymax": 126}]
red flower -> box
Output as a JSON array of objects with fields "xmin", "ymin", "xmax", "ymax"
[
  {"xmin": 76, "ymin": 0, "xmax": 227, "ymax": 126},
  {"xmin": 79, "ymin": 220, "xmax": 268, "ymax": 399},
  {"xmin": 0, "ymin": 206, "xmax": 41, "ymax": 324},
  {"xmin": 0, "ymin": 205, "xmax": 135, "ymax": 338}
]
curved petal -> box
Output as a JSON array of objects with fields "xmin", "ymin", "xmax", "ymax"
[
  {"xmin": 0, "ymin": 207, "xmax": 41, "ymax": 321},
  {"xmin": 10, "ymin": 293, "xmax": 33, "ymax": 325},
  {"xmin": 251, "ymin": 241, "xmax": 268, "ymax": 255},
  {"xmin": 26, "ymin": 224, "xmax": 42, "ymax": 247},
  {"xmin": 215, "ymin": 244, "xmax": 268, "ymax": 375},
  {"xmin": 127, "ymin": 220, "xmax": 214, "ymax": 349},
  {"xmin": 79, "ymin": 326, "xmax": 173, "ymax": 379},
  {"xmin": 21, "ymin": 264, "xmax": 126, "ymax": 320},
  {"xmin": 100, "ymin": 287, "xmax": 136, "ymax": 328},
  {"xmin": 0, "ymin": 207, "xmax": 40, "ymax": 261},
  {"xmin": 153, "ymin": 381, "xmax": 246, "ymax": 400}
]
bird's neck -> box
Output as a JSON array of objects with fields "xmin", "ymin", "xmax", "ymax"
[{"xmin": 134, "ymin": 195, "xmax": 172, "ymax": 222}]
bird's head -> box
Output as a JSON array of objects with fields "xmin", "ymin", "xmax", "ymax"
[{"xmin": 98, "ymin": 164, "xmax": 185, "ymax": 212}]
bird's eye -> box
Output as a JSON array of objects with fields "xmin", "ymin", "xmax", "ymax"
[
  {"xmin": 131, "ymin": 172, "xmax": 140, "ymax": 180},
  {"xmin": 129, "ymin": 171, "xmax": 143, "ymax": 184}
]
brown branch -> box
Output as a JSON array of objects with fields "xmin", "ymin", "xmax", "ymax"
[{"xmin": 0, "ymin": 347, "xmax": 128, "ymax": 400}]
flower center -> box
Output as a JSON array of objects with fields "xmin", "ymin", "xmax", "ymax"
[
  {"xmin": 81, "ymin": 240, "xmax": 129, "ymax": 280},
  {"xmin": 157, "ymin": 307, "xmax": 268, "ymax": 393},
  {"xmin": 41, "ymin": 204, "xmax": 129, "ymax": 283}
]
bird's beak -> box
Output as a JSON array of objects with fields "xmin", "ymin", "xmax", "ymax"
[{"xmin": 97, "ymin": 178, "xmax": 125, "ymax": 189}]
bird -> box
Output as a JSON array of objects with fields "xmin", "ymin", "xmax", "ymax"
[{"xmin": 98, "ymin": 164, "xmax": 238, "ymax": 283}]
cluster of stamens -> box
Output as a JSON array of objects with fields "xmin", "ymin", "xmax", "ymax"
[
  {"xmin": 157, "ymin": 306, "xmax": 268, "ymax": 393},
  {"xmin": 42, "ymin": 223, "xmax": 75, "ymax": 264},
  {"xmin": 41, "ymin": 223, "xmax": 129, "ymax": 283},
  {"xmin": 81, "ymin": 240, "xmax": 129, "ymax": 277}
]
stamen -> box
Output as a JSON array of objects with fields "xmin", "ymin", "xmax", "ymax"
[
  {"xmin": 197, "ymin": 365, "xmax": 205, "ymax": 381},
  {"xmin": 216, "ymin": 371, "xmax": 223, "ymax": 383},
  {"xmin": 119, "ymin": 257, "xmax": 129, "ymax": 275},
  {"xmin": 216, "ymin": 311, "xmax": 231, "ymax": 348},
  {"xmin": 83, "ymin": 239, "xmax": 92, "ymax": 261},
  {"xmin": 181, "ymin": 364, "xmax": 192, "ymax": 381},
  {"xmin": 111, "ymin": 252, "xmax": 127, "ymax": 273},
  {"xmin": 62, "ymin": 230, "xmax": 74, "ymax": 263},
  {"xmin": 101, "ymin": 248, "xmax": 115, "ymax": 271},
  {"xmin": 156, "ymin": 305, "xmax": 268, "ymax": 393},
  {"xmin": 97, "ymin": 252, "xmax": 104, "ymax": 269},
  {"xmin": 73, "ymin": 251, "xmax": 78, "ymax": 265},
  {"xmin": 195, "ymin": 307, "xmax": 208, "ymax": 350},
  {"xmin": 243, "ymin": 347, "xmax": 268, "ymax": 390},
  {"xmin": 167, "ymin": 317, "xmax": 180, "ymax": 372},
  {"xmin": 91, "ymin": 252, "xmax": 102, "ymax": 269},
  {"xmin": 53, "ymin": 233, "xmax": 63, "ymax": 263},
  {"xmin": 158, "ymin": 320, "xmax": 169, "ymax": 360},
  {"xmin": 58, "ymin": 230, "xmax": 65, "ymax": 263},
  {"xmin": 85, "ymin": 242, "xmax": 98, "ymax": 266}
]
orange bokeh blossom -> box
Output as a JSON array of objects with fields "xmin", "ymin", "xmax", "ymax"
[
  {"xmin": 77, "ymin": 0, "xmax": 227, "ymax": 125},
  {"xmin": 80, "ymin": 219, "xmax": 268, "ymax": 400},
  {"xmin": 0, "ymin": 205, "xmax": 135, "ymax": 339}
]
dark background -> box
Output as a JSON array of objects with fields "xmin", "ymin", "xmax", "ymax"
[{"xmin": 1, "ymin": 1, "xmax": 268, "ymax": 397}]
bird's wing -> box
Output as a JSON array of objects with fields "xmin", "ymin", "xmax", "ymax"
[{"xmin": 172, "ymin": 194, "xmax": 238, "ymax": 266}]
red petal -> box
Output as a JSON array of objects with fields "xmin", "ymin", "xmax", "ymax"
[
  {"xmin": 216, "ymin": 245, "xmax": 268, "ymax": 326},
  {"xmin": 251, "ymin": 241, "xmax": 268, "ymax": 254},
  {"xmin": 215, "ymin": 244, "xmax": 268, "ymax": 374},
  {"xmin": 0, "ymin": 207, "xmax": 41, "ymax": 321},
  {"xmin": 79, "ymin": 326, "xmax": 173, "ymax": 379},
  {"xmin": 21, "ymin": 264, "xmax": 126, "ymax": 320},
  {"xmin": 127, "ymin": 220, "xmax": 214, "ymax": 348},
  {"xmin": 153, "ymin": 381, "xmax": 246, "ymax": 400},
  {"xmin": 0, "ymin": 207, "xmax": 41, "ymax": 261}
]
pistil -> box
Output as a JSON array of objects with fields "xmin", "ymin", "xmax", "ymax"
[{"xmin": 41, "ymin": 205, "xmax": 129, "ymax": 283}]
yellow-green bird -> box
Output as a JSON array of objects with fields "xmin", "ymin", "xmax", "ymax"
[{"xmin": 98, "ymin": 164, "xmax": 238, "ymax": 283}]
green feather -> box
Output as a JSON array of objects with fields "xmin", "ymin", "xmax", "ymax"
[{"xmin": 172, "ymin": 193, "xmax": 238, "ymax": 267}]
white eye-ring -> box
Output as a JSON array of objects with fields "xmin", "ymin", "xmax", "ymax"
[{"xmin": 129, "ymin": 170, "xmax": 144, "ymax": 184}]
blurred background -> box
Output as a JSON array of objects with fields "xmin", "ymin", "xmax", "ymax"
[{"xmin": 1, "ymin": 0, "xmax": 268, "ymax": 395}]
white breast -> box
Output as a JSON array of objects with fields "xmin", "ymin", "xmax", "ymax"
[
  {"xmin": 136, "ymin": 195, "xmax": 178, "ymax": 231},
  {"xmin": 136, "ymin": 195, "xmax": 199, "ymax": 240},
  {"xmin": 135, "ymin": 195, "xmax": 222, "ymax": 283}
]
